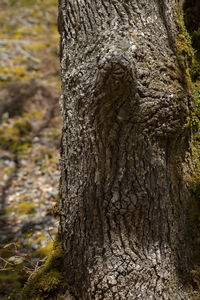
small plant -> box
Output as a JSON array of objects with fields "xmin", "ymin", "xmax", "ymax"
[
  {"xmin": 0, "ymin": 119, "xmax": 32, "ymax": 153},
  {"xmin": 0, "ymin": 243, "xmax": 47, "ymax": 299}
]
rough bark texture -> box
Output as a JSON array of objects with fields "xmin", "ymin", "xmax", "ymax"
[{"xmin": 59, "ymin": 1, "xmax": 192, "ymax": 299}]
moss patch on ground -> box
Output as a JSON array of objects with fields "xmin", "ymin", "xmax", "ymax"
[
  {"xmin": 16, "ymin": 202, "xmax": 37, "ymax": 215},
  {"xmin": 0, "ymin": 119, "xmax": 32, "ymax": 153}
]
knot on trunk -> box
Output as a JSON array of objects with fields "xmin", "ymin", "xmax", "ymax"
[
  {"xmin": 92, "ymin": 50, "xmax": 137, "ymax": 128},
  {"xmin": 95, "ymin": 50, "xmax": 136, "ymax": 100}
]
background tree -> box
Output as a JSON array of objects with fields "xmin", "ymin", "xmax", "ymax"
[{"xmin": 58, "ymin": 0, "xmax": 197, "ymax": 298}]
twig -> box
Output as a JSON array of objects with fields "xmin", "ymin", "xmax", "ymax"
[
  {"xmin": 0, "ymin": 267, "xmax": 13, "ymax": 271},
  {"xmin": 0, "ymin": 39, "xmax": 44, "ymax": 45},
  {"xmin": 16, "ymin": 45, "xmax": 40, "ymax": 63},
  {"xmin": 0, "ymin": 256, "xmax": 13, "ymax": 265},
  {"xmin": 47, "ymin": 229, "xmax": 55, "ymax": 241}
]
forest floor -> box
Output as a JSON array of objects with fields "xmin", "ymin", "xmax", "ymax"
[{"xmin": 0, "ymin": 1, "xmax": 62, "ymax": 298}]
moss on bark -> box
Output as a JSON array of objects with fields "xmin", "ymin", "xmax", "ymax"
[
  {"xmin": 20, "ymin": 236, "xmax": 67, "ymax": 300},
  {"xmin": 178, "ymin": 1, "xmax": 200, "ymax": 294}
]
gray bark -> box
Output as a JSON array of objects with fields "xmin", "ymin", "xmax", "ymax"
[{"xmin": 58, "ymin": 0, "xmax": 193, "ymax": 299}]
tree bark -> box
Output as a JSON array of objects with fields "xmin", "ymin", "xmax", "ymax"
[{"xmin": 58, "ymin": 0, "xmax": 193, "ymax": 298}]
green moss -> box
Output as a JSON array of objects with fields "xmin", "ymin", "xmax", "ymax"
[
  {"xmin": 17, "ymin": 202, "xmax": 37, "ymax": 214},
  {"xmin": 6, "ymin": 202, "xmax": 37, "ymax": 215},
  {"xmin": 176, "ymin": 12, "xmax": 194, "ymax": 87},
  {"xmin": 0, "ymin": 120, "xmax": 32, "ymax": 153},
  {"xmin": 13, "ymin": 120, "xmax": 32, "ymax": 136},
  {"xmin": 36, "ymin": 236, "xmax": 47, "ymax": 244},
  {"xmin": 23, "ymin": 111, "xmax": 42, "ymax": 119},
  {"xmin": 191, "ymin": 56, "xmax": 200, "ymax": 81},
  {"xmin": 25, "ymin": 232, "xmax": 33, "ymax": 239},
  {"xmin": 177, "ymin": 3, "xmax": 200, "ymax": 292},
  {"xmin": 0, "ymin": 126, "xmax": 20, "ymax": 147},
  {"xmin": 33, "ymin": 241, "xmax": 54, "ymax": 258},
  {"xmin": 20, "ymin": 237, "xmax": 67, "ymax": 300},
  {"xmin": 192, "ymin": 81, "xmax": 200, "ymax": 131},
  {"xmin": 176, "ymin": 8, "xmax": 200, "ymax": 134}
]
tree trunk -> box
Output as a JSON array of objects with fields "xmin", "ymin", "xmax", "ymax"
[{"xmin": 58, "ymin": 0, "xmax": 192, "ymax": 298}]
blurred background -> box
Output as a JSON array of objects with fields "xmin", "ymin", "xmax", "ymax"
[{"xmin": 0, "ymin": 0, "xmax": 61, "ymax": 298}]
